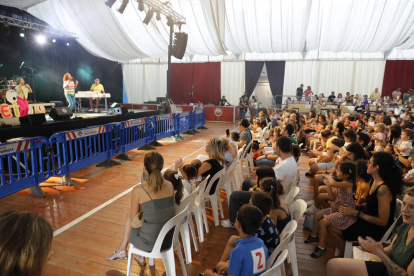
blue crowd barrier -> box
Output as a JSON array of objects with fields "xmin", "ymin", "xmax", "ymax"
[
  {"xmin": 49, "ymin": 125, "xmax": 114, "ymax": 176},
  {"xmin": 177, "ymin": 111, "xmax": 192, "ymax": 134},
  {"xmin": 0, "ymin": 110, "xmax": 208, "ymax": 199},
  {"xmin": 0, "ymin": 137, "xmax": 50, "ymax": 198},
  {"xmin": 153, "ymin": 113, "xmax": 176, "ymax": 140},
  {"xmin": 194, "ymin": 109, "xmax": 205, "ymax": 129}
]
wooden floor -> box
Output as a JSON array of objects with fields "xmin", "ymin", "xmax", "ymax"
[{"xmin": 0, "ymin": 122, "xmax": 333, "ymax": 276}]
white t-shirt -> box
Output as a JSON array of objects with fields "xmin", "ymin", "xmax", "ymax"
[
  {"xmin": 182, "ymin": 179, "xmax": 196, "ymax": 194},
  {"xmin": 405, "ymin": 169, "xmax": 414, "ymax": 179},
  {"xmin": 255, "ymin": 127, "xmax": 263, "ymax": 140},
  {"xmin": 273, "ymin": 156, "xmax": 298, "ymax": 187},
  {"xmin": 400, "ymin": 113, "xmax": 407, "ymax": 119},
  {"xmin": 391, "ymin": 117, "xmax": 397, "ymax": 125},
  {"xmin": 399, "ymin": 141, "xmax": 413, "ymax": 157}
]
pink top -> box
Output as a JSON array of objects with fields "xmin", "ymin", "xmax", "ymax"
[
  {"xmin": 392, "ymin": 90, "xmax": 402, "ymax": 99},
  {"xmin": 305, "ymin": 90, "xmax": 313, "ymax": 97}
]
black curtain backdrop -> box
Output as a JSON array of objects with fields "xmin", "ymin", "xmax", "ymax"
[
  {"xmin": 245, "ymin": 61, "xmax": 264, "ymax": 99},
  {"xmin": 0, "ymin": 6, "xmax": 123, "ymax": 105},
  {"xmin": 265, "ymin": 61, "xmax": 286, "ymax": 104}
]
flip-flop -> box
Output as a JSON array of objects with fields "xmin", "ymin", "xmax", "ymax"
[{"xmin": 106, "ymin": 250, "xmax": 127, "ymax": 262}]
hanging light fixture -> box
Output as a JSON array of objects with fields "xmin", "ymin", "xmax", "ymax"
[
  {"xmin": 137, "ymin": 0, "xmax": 144, "ymax": 12},
  {"xmin": 143, "ymin": 9, "xmax": 154, "ymax": 25},
  {"xmin": 118, "ymin": 0, "xmax": 129, "ymax": 14},
  {"xmin": 105, "ymin": 0, "xmax": 117, "ymax": 8}
]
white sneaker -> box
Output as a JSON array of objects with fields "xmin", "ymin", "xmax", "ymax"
[
  {"xmin": 306, "ymin": 200, "xmax": 314, "ymax": 208},
  {"xmin": 305, "ymin": 205, "xmax": 321, "ymax": 215},
  {"xmin": 95, "ymin": 108, "xmax": 99, "ymax": 113},
  {"xmin": 221, "ymin": 219, "xmax": 235, "ymax": 228}
]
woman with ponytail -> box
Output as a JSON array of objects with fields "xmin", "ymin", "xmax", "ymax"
[
  {"xmin": 259, "ymin": 177, "xmax": 291, "ymax": 233},
  {"xmin": 163, "ymin": 169, "xmax": 188, "ymax": 212},
  {"xmin": 198, "ymin": 138, "xmax": 225, "ymax": 195},
  {"xmin": 106, "ymin": 152, "xmax": 175, "ymax": 266}
]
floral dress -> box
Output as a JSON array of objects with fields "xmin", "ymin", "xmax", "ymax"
[{"xmin": 322, "ymin": 188, "xmax": 357, "ymax": 230}]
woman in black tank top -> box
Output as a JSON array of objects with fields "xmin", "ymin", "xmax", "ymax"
[{"xmin": 328, "ymin": 152, "xmax": 402, "ymax": 255}]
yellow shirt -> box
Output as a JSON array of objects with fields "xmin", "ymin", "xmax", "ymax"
[
  {"xmin": 326, "ymin": 136, "xmax": 338, "ymax": 161},
  {"xmin": 91, "ymin": 83, "xmax": 104, "ymax": 92},
  {"xmin": 15, "ymin": 85, "xmax": 31, "ymax": 99},
  {"xmin": 370, "ymin": 91, "xmax": 380, "ymax": 101}
]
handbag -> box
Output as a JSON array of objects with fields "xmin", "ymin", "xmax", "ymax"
[{"xmin": 303, "ymin": 213, "xmax": 314, "ymax": 231}]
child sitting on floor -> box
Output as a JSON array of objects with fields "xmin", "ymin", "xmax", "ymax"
[{"xmin": 201, "ymin": 204, "xmax": 268, "ymax": 276}]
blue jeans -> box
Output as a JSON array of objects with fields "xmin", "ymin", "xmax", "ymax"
[
  {"xmin": 297, "ymin": 96, "xmax": 302, "ymax": 101},
  {"xmin": 256, "ymin": 158, "xmax": 276, "ymax": 167},
  {"xmin": 65, "ymin": 93, "xmax": 75, "ymax": 111},
  {"xmin": 239, "ymin": 110, "xmax": 245, "ymax": 119}
]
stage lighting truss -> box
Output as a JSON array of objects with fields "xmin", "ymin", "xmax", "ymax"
[
  {"xmin": 141, "ymin": 0, "xmax": 186, "ymax": 26},
  {"xmin": 0, "ymin": 15, "xmax": 77, "ymax": 39}
]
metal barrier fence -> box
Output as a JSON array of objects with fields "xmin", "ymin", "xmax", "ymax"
[{"xmin": 0, "ymin": 110, "xmax": 206, "ymax": 199}]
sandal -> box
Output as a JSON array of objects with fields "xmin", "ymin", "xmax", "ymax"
[
  {"xmin": 106, "ymin": 250, "xmax": 127, "ymax": 262},
  {"xmin": 134, "ymin": 254, "xmax": 147, "ymax": 266}
]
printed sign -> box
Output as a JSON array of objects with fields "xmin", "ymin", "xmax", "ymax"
[
  {"xmin": 66, "ymin": 126, "xmax": 106, "ymax": 140},
  {"xmin": 347, "ymin": 106, "xmax": 355, "ymax": 111},
  {"xmin": 179, "ymin": 112, "xmax": 190, "ymax": 117},
  {"xmin": 195, "ymin": 109, "xmax": 204, "ymax": 114},
  {"xmin": 156, "ymin": 114, "xmax": 174, "ymax": 121},
  {"xmin": 0, "ymin": 140, "xmax": 31, "ymax": 156},
  {"xmin": 124, "ymin": 119, "xmax": 145, "ymax": 128},
  {"xmin": 305, "ymin": 104, "xmax": 312, "ymax": 109}
]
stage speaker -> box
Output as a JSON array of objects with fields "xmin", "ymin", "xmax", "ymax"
[
  {"xmin": 49, "ymin": 107, "xmax": 73, "ymax": 121},
  {"xmin": 113, "ymin": 106, "xmax": 128, "ymax": 115},
  {"xmin": 19, "ymin": 114, "xmax": 46, "ymax": 126},
  {"xmin": 172, "ymin": 32, "xmax": 188, "ymax": 60}
]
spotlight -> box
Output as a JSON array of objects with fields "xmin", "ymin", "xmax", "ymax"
[
  {"xmin": 52, "ymin": 39, "xmax": 56, "ymax": 43},
  {"xmin": 67, "ymin": 42, "xmax": 70, "ymax": 46},
  {"xmin": 105, "ymin": 0, "xmax": 116, "ymax": 8},
  {"xmin": 36, "ymin": 35, "xmax": 46, "ymax": 44},
  {"xmin": 156, "ymin": 11, "xmax": 161, "ymax": 21},
  {"xmin": 117, "ymin": 0, "xmax": 128, "ymax": 14},
  {"xmin": 143, "ymin": 9, "xmax": 154, "ymax": 25},
  {"xmin": 20, "ymin": 33, "xmax": 25, "ymax": 37},
  {"xmin": 138, "ymin": 0, "xmax": 144, "ymax": 11}
]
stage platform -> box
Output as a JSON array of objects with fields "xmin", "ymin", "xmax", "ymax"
[{"xmin": 0, "ymin": 109, "xmax": 160, "ymax": 142}]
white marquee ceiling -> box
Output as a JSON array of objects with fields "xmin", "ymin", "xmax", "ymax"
[{"xmin": 1, "ymin": 0, "xmax": 414, "ymax": 62}]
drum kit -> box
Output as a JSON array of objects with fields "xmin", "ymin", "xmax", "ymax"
[{"xmin": 0, "ymin": 74, "xmax": 24, "ymax": 104}]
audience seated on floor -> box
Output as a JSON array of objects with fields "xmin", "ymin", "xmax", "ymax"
[{"xmin": 0, "ymin": 211, "xmax": 53, "ymax": 276}]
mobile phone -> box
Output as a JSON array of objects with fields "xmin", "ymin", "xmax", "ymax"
[{"xmin": 226, "ymin": 129, "xmax": 230, "ymax": 136}]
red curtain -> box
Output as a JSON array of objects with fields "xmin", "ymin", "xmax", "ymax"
[
  {"xmin": 382, "ymin": 60, "xmax": 414, "ymax": 96},
  {"xmin": 192, "ymin": 62, "xmax": 221, "ymax": 105},
  {"xmin": 170, "ymin": 63, "xmax": 193, "ymax": 104}
]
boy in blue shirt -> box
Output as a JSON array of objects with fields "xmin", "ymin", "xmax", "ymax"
[{"xmin": 201, "ymin": 205, "xmax": 268, "ymax": 276}]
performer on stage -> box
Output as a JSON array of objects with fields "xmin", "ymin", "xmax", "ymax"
[
  {"xmin": 89, "ymin": 78, "xmax": 105, "ymax": 112},
  {"xmin": 63, "ymin": 73, "xmax": 78, "ymax": 111},
  {"xmin": 15, "ymin": 78, "xmax": 32, "ymax": 117}
]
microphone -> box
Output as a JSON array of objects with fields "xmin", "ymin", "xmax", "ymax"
[{"xmin": 20, "ymin": 62, "xmax": 24, "ymax": 68}]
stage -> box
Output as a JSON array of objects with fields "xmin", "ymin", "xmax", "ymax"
[{"xmin": 0, "ymin": 108, "xmax": 160, "ymax": 142}]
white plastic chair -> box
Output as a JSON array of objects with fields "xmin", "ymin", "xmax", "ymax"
[
  {"xmin": 240, "ymin": 140, "xmax": 254, "ymax": 177},
  {"xmin": 126, "ymin": 208, "xmax": 188, "ymax": 276},
  {"xmin": 288, "ymin": 199, "xmax": 307, "ymax": 222},
  {"xmin": 176, "ymin": 187, "xmax": 201, "ymax": 264},
  {"xmin": 284, "ymin": 187, "xmax": 300, "ymax": 207},
  {"xmin": 217, "ymin": 161, "xmax": 238, "ymax": 206},
  {"xmin": 202, "ymin": 168, "xmax": 226, "ymax": 226},
  {"xmin": 338, "ymin": 199, "xmax": 403, "ymax": 258},
  {"xmin": 189, "ymin": 176, "xmax": 210, "ymax": 243},
  {"xmin": 266, "ymin": 220, "xmax": 297, "ymax": 271},
  {"xmin": 261, "ymin": 249, "xmax": 288, "ymax": 276}
]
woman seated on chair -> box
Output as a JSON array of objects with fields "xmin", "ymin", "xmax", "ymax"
[
  {"xmin": 237, "ymin": 119, "xmax": 252, "ymax": 152},
  {"xmin": 327, "ymin": 152, "xmax": 402, "ymax": 257},
  {"xmin": 197, "ymin": 137, "xmax": 225, "ymax": 195},
  {"xmin": 327, "ymin": 186, "xmax": 414, "ymax": 276},
  {"xmin": 221, "ymin": 138, "xmax": 238, "ymax": 169},
  {"xmin": 106, "ymin": 152, "xmax": 175, "ymax": 266}
]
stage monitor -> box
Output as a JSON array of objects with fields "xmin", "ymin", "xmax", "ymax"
[
  {"xmin": 110, "ymin": 102, "xmax": 122, "ymax": 108},
  {"xmin": 113, "ymin": 107, "xmax": 128, "ymax": 115},
  {"xmin": 19, "ymin": 114, "xmax": 46, "ymax": 126},
  {"xmin": 49, "ymin": 107, "xmax": 73, "ymax": 121}
]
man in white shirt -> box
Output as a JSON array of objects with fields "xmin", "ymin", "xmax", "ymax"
[
  {"xmin": 273, "ymin": 136, "xmax": 298, "ymax": 187},
  {"xmin": 370, "ymin": 88, "xmax": 380, "ymax": 101},
  {"xmin": 395, "ymin": 103, "xmax": 404, "ymax": 116},
  {"xmin": 388, "ymin": 110, "xmax": 397, "ymax": 124}
]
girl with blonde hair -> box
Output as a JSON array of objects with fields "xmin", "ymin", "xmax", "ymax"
[
  {"xmin": 106, "ymin": 152, "xmax": 175, "ymax": 266},
  {"xmin": 0, "ymin": 211, "xmax": 53, "ymax": 276}
]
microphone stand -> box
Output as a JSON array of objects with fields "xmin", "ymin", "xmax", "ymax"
[{"xmin": 23, "ymin": 65, "xmax": 37, "ymax": 103}]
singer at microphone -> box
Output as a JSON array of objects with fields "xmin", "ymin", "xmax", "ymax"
[{"xmin": 20, "ymin": 62, "xmax": 24, "ymax": 68}]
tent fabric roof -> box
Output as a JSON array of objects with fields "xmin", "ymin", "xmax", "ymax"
[{"xmin": 1, "ymin": 0, "xmax": 414, "ymax": 62}]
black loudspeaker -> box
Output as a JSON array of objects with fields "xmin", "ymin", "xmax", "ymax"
[
  {"xmin": 172, "ymin": 32, "xmax": 188, "ymax": 60},
  {"xmin": 19, "ymin": 114, "xmax": 46, "ymax": 126},
  {"xmin": 49, "ymin": 107, "xmax": 73, "ymax": 121},
  {"xmin": 113, "ymin": 106, "xmax": 128, "ymax": 115}
]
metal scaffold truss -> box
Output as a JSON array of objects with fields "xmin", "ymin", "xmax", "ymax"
[{"xmin": 0, "ymin": 15, "xmax": 77, "ymax": 38}]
